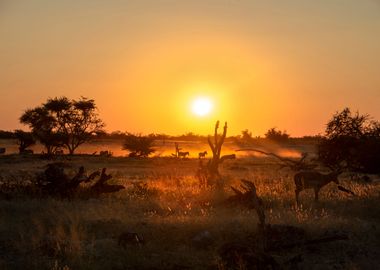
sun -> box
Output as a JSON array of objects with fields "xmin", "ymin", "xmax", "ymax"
[{"xmin": 191, "ymin": 97, "xmax": 213, "ymax": 117}]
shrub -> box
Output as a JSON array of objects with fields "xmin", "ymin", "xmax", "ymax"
[
  {"xmin": 122, "ymin": 133, "xmax": 155, "ymax": 157},
  {"xmin": 318, "ymin": 108, "xmax": 380, "ymax": 173},
  {"xmin": 265, "ymin": 127, "xmax": 290, "ymax": 142}
]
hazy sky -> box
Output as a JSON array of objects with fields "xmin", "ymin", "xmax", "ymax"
[{"xmin": 1, "ymin": 0, "xmax": 379, "ymax": 136}]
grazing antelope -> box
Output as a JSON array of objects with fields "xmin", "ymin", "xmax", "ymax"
[
  {"xmin": 178, "ymin": 151, "xmax": 189, "ymax": 158},
  {"xmin": 294, "ymin": 170, "xmax": 341, "ymax": 206},
  {"xmin": 198, "ymin": 151, "xmax": 207, "ymax": 159}
]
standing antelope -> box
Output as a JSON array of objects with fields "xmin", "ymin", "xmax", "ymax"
[
  {"xmin": 198, "ymin": 151, "xmax": 207, "ymax": 159},
  {"xmin": 294, "ymin": 170, "xmax": 340, "ymax": 206}
]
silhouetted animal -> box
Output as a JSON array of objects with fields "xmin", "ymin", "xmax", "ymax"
[
  {"xmin": 178, "ymin": 151, "xmax": 189, "ymax": 158},
  {"xmin": 0, "ymin": 148, "xmax": 5, "ymax": 154},
  {"xmin": 179, "ymin": 151, "xmax": 190, "ymax": 157},
  {"xmin": 294, "ymin": 171, "xmax": 340, "ymax": 206},
  {"xmin": 198, "ymin": 151, "xmax": 207, "ymax": 159},
  {"xmin": 118, "ymin": 232, "xmax": 145, "ymax": 248},
  {"xmin": 99, "ymin": 150, "xmax": 112, "ymax": 157}
]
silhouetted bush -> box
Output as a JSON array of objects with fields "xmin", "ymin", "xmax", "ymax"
[
  {"xmin": 318, "ymin": 108, "xmax": 380, "ymax": 173},
  {"xmin": 122, "ymin": 133, "xmax": 155, "ymax": 157},
  {"xmin": 265, "ymin": 128, "xmax": 290, "ymax": 142},
  {"xmin": 241, "ymin": 129, "xmax": 253, "ymax": 142}
]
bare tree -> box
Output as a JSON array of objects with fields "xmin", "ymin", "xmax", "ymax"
[{"xmin": 197, "ymin": 121, "xmax": 235, "ymax": 188}]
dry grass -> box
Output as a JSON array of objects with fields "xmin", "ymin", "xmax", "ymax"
[{"xmin": 0, "ymin": 154, "xmax": 379, "ymax": 269}]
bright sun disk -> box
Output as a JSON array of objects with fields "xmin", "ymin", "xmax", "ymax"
[{"xmin": 191, "ymin": 97, "xmax": 213, "ymax": 116}]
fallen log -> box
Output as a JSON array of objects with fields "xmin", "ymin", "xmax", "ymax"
[
  {"xmin": 35, "ymin": 164, "xmax": 124, "ymax": 197},
  {"xmin": 90, "ymin": 168, "xmax": 125, "ymax": 195}
]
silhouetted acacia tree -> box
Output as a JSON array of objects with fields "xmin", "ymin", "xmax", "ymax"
[
  {"xmin": 20, "ymin": 96, "xmax": 104, "ymax": 155},
  {"xmin": 20, "ymin": 106, "xmax": 64, "ymax": 155},
  {"xmin": 14, "ymin": 130, "xmax": 36, "ymax": 153},
  {"xmin": 122, "ymin": 133, "xmax": 155, "ymax": 157},
  {"xmin": 318, "ymin": 108, "xmax": 380, "ymax": 173},
  {"xmin": 265, "ymin": 127, "xmax": 289, "ymax": 142}
]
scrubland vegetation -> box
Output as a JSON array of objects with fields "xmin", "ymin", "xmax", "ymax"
[{"xmin": 0, "ymin": 153, "xmax": 379, "ymax": 269}]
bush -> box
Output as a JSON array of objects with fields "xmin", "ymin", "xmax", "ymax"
[
  {"xmin": 122, "ymin": 133, "xmax": 155, "ymax": 157},
  {"xmin": 265, "ymin": 128, "xmax": 289, "ymax": 142},
  {"xmin": 318, "ymin": 108, "xmax": 380, "ymax": 173}
]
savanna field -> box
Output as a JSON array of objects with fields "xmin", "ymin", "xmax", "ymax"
[
  {"xmin": 0, "ymin": 139, "xmax": 379, "ymax": 270},
  {"xmin": 2, "ymin": 1, "xmax": 380, "ymax": 269}
]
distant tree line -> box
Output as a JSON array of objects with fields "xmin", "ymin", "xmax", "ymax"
[
  {"xmin": 3, "ymin": 96, "xmax": 380, "ymax": 172},
  {"xmin": 0, "ymin": 130, "xmax": 15, "ymax": 139},
  {"xmin": 0, "ymin": 127, "xmax": 319, "ymax": 145}
]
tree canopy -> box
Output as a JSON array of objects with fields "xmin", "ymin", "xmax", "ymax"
[
  {"xmin": 20, "ymin": 96, "xmax": 104, "ymax": 155},
  {"xmin": 318, "ymin": 108, "xmax": 380, "ymax": 173}
]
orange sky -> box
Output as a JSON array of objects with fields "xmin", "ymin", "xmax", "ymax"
[{"xmin": 1, "ymin": 1, "xmax": 379, "ymax": 136}]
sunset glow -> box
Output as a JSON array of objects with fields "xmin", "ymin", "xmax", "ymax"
[
  {"xmin": 0, "ymin": 1, "xmax": 379, "ymax": 136},
  {"xmin": 191, "ymin": 97, "xmax": 213, "ymax": 117}
]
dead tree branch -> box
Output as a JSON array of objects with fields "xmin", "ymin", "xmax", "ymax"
[
  {"xmin": 90, "ymin": 168, "xmax": 124, "ymax": 194},
  {"xmin": 35, "ymin": 163, "xmax": 124, "ymax": 197},
  {"xmin": 236, "ymin": 148, "xmax": 317, "ymax": 171},
  {"xmin": 198, "ymin": 121, "xmax": 235, "ymax": 188}
]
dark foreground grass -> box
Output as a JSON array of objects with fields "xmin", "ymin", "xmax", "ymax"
[{"xmin": 0, "ymin": 156, "xmax": 379, "ymax": 269}]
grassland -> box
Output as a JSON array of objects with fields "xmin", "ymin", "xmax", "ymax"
[{"xmin": 0, "ymin": 140, "xmax": 379, "ymax": 269}]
